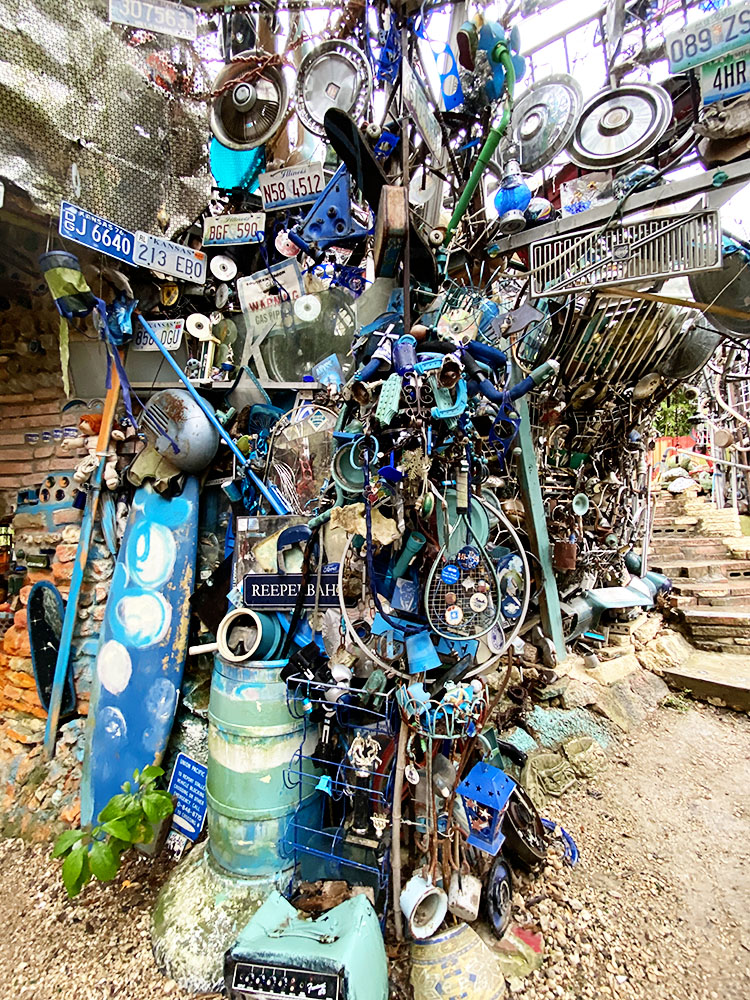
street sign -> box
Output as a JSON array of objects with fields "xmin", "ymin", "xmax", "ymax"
[
  {"xmin": 243, "ymin": 571, "xmax": 341, "ymax": 609},
  {"xmin": 167, "ymin": 752, "xmax": 207, "ymax": 842},
  {"xmin": 700, "ymin": 46, "xmax": 750, "ymax": 104},
  {"xmin": 132, "ymin": 317, "xmax": 184, "ymax": 351},
  {"xmin": 258, "ymin": 163, "xmax": 325, "ymax": 210},
  {"xmin": 134, "ymin": 231, "xmax": 207, "ymax": 284},
  {"xmin": 108, "ymin": 0, "xmax": 197, "ymax": 41},
  {"xmin": 59, "ymin": 202, "xmax": 135, "ymax": 264},
  {"xmin": 203, "ymin": 212, "xmax": 266, "ymax": 247},
  {"xmin": 666, "ymin": 0, "xmax": 750, "ymax": 74}
]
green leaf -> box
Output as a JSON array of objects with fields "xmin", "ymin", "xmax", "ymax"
[
  {"xmin": 139, "ymin": 765, "xmax": 164, "ymax": 784},
  {"xmin": 61, "ymin": 844, "xmax": 89, "ymax": 898},
  {"xmin": 133, "ymin": 769, "xmax": 140, "ymax": 785},
  {"xmin": 89, "ymin": 841, "xmax": 119, "ymax": 883},
  {"xmin": 123, "ymin": 781, "xmax": 132, "ymax": 794},
  {"xmin": 52, "ymin": 829, "xmax": 85, "ymax": 858},
  {"xmin": 101, "ymin": 818, "xmax": 136, "ymax": 842},
  {"xmin": 142, "ymin": 791, "xmax": 174, "ymax": 824},
  {"xmin": 97, "ymin": 793, "xmax": 136, "ymax": 823}
]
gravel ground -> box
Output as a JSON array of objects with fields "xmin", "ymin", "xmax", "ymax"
[{"xmin": 0, "ymin": 700, "xmax": 747, "ymax": 999}]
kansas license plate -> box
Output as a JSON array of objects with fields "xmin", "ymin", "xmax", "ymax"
[
  {"xmin": 666, "ymin": 0, "xmax": 750, "ymax": 73},
  {"xmin": 134, "ymin": 231, "xmax": 206, "ymax": 283},
  {"xmin": 203, "ymin": 213, "xmax": 266, "ymax": 247},
  {"xmin": 59, "ymin": 202, "xmax": 135, "ymax": 264},
  {"xmin": 258, "ymin": 163, "xmax": 325, "ymax": 210},
  {"xmin": 132, "ymin": 317, "xmax": 184, "ymax": 352},
  {"xmin": 108, "ymin": 0, "xmax": 196, "ymax": 41}
]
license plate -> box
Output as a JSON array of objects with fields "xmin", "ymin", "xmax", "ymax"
[
  {"xmin": 403, "ymin": 61, "xmax": 442, "ymax": 160},
  {"xmin": 132, "ymin": 317, "xmax": 184, "ymax": 352},
  {"xmin": 108, "ymin": 0, "xmax": 196, "ymax": 41},
  {"xmin": 700, "ymin": 46, "xmax": 750, "ymax": 104},
  {"xmin": 59, "ymin": 202, "xmax": 135, "ymax": 264},
  {"xmin": 203, "ymin": 212, "xmax": 266, "ymax": 247},
  {"xmin": 133, "ymin": 231, "xmax": 206, "ymax": 284},
  {"xmin": 258, "ymin": 163, "xmax": 325, "ymax": 210},
  {"xmin": 666, "ymin": 0, "xmax": 750, "ymax": 73}
]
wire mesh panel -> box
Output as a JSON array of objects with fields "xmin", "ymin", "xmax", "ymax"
[
  {"xmin": 529, "ymin": 210, "xmax": 722, "ymax": 298},
  {"xmin": 0, "ymin": 0, "xmax": 213, "ymax": 235}
]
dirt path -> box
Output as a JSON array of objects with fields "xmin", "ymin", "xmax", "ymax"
[{"xmin": 0, "ymin": 701, "xmax": 747, "ymax": 999}]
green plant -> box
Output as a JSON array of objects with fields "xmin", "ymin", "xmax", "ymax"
[
  {"xmin": 661, "ymin": 691, "xmax": 692, "ymax": 713},
  {"xmin": 53, "ymin": 765, "xmax": 174, "ymax": 898}
]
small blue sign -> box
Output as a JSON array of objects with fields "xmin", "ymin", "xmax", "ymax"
[
  {"xmin": 59, "ymin": 201, "xmax": 135, "ymax": 264},
  {"xmin": 441, "ymin": 564, "xmax": 461, "ymax": 585},
  {"xmin": 168, "ymin": 752, "xmax": 207, "ymax": 842}
]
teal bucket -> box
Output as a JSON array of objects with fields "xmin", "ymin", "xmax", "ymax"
[{"xmin": 207, "ymin": 657, "xmax": 318, "ymax": 878}]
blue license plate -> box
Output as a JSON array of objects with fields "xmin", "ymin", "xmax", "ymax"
[{"xmin": 59, "ymin": 202, "xmax": 135, "ymax": 264}]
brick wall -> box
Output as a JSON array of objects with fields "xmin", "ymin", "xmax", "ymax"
[{"xmin": 0, "ymin": 211, "xmax": 113, "ymax": 796}]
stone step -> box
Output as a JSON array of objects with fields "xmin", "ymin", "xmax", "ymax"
[
  {"xmin": 665, "ymin": 651, "xmax": 750, "ymax": 708},
  {"xmin": 649, "ymin": 542, "xmax": 729, "ymax": 558},
  {"xmin": 670, "ymin": 578, "xmax": 750, "ymax": 597},
  {"xmin": 649, "ymin": 559, "xmax": 750, "ymax": 580},
  {"xmin": 680, "ymin": 608, "xmax": 750, "ymax": 627},
  {"xmin": 695, "ymin": 593, "xmax": 750, "ymax": 608}
]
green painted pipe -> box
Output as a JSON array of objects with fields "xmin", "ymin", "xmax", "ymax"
[{"xmin": 442, "ymin": 46, "xmax": 516, "ymax": 248}]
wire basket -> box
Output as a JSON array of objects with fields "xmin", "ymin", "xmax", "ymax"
[{"xmin": 397, "ymin": 678, "xmax": 490, "ymax": 741}]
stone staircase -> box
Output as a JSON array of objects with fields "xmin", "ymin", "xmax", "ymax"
[{"xmin": 649, "ymin": 489, "xmax": 750, "ymax": 652}]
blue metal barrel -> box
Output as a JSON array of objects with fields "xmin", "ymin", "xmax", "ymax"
[{"xmin": 207, "ymin": 657, "xmax": 318, "ymax": 878}]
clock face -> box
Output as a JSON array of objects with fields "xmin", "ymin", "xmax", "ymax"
[{"xmin": 231, "ymin": 962, "xmax": 342, "ymax": 1000}]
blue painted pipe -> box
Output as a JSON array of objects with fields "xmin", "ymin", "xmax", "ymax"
[{"xmin": 138, "ymin": 316, "xmax": 287, "ymax": 514}]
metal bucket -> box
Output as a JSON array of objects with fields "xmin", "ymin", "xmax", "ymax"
[{"xmin": 207, "ymin": 656, "xmax": 318, "ymax": 878}]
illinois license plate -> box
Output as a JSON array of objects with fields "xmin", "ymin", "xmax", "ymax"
[
  {"xmin": 59, "ymin": 202, "xmax": 135, "ymax": 264},
  {"xmin": 203, "ymin": 212, "xmax": 266, "ymax": 247},
  {"xmin": 131, "ymin": 317, "xmax": 184, "ymax": 352},
  {"xmin": 134, "ymin": 231, "xmax": 206, "ymax": 283},
  {"xmin": 258, "ymin": 163, "xmax": 325, "ymax": 210}
]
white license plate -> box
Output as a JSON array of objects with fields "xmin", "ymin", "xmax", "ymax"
[
  {"xmin": 666, "ymin": 0, "xmax": 750, "ymax": 73},
  {"xmin": 258, "ymin": 163, "xmax": 325, "ymax": 210},
  {"xmin": 132, "ymin": 317, "xmax": 184, "ymax": 352},
  {"xmin": 700, "ymin": 47, "xmax": 750, "ymax": 105},
  {"xmin": 203, "ymin": 212, "xmax": 266, "ymax": 247},
  {"xmin": 133, "ymin": 231, "xmax": 206, "ymax": 284},
  {"xmin": 108, "ymin": 0, "xmax": 196, "ymax": 41}
]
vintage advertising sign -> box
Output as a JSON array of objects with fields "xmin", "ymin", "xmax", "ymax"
[
  {"xmin": 237, "ymin": 260, "xmax": 305, "ymax": 342},
  {"xmin": 402, "ymin": 61, "xmax": 443, "ymax": 159},
  {"xmin": 109, "ymin": 0, "xmax": 197, "ymax": 41},
  {"xmin": 666, "ymin": 0, "xmax": 750, "ymax": 74},
  {"xmin": 700, "ymin": 46, "xmax": 750, "ymax": 104},
  {"xmin": 203, "ymin": 213, "xmax": 266, "ymax": 247},
  {"xmin": 242, "ymin": 572, "xmax": 341, "ymax": 609}
]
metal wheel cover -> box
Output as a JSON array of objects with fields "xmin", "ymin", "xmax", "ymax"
[
  {"xmin": 690, "ymin": 251, "xmax": 750, "ymax": 337},
  {"xmin": 568, "ymin": 83, "xmax": 673, "ymax": 169},
  {"xmin": 296, "ymin": 40, "xmax": 372, "ymax": 137},
  {"xmin": 210, "ymin": 52, "xmax": 288, "ymax": 150},
  {"xmin": 511, "ymin": 74, "xmax": 583, "ymax": 171}
]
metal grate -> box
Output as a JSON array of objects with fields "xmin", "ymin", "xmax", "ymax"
[{"xmin": 529, "ymin": 210, "xmax": 722, "ymax": 299}]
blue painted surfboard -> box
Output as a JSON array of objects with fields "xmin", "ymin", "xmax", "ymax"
[{"xmin": 81, "ymin": 478, "xmax": 199, "ymax": 827}]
